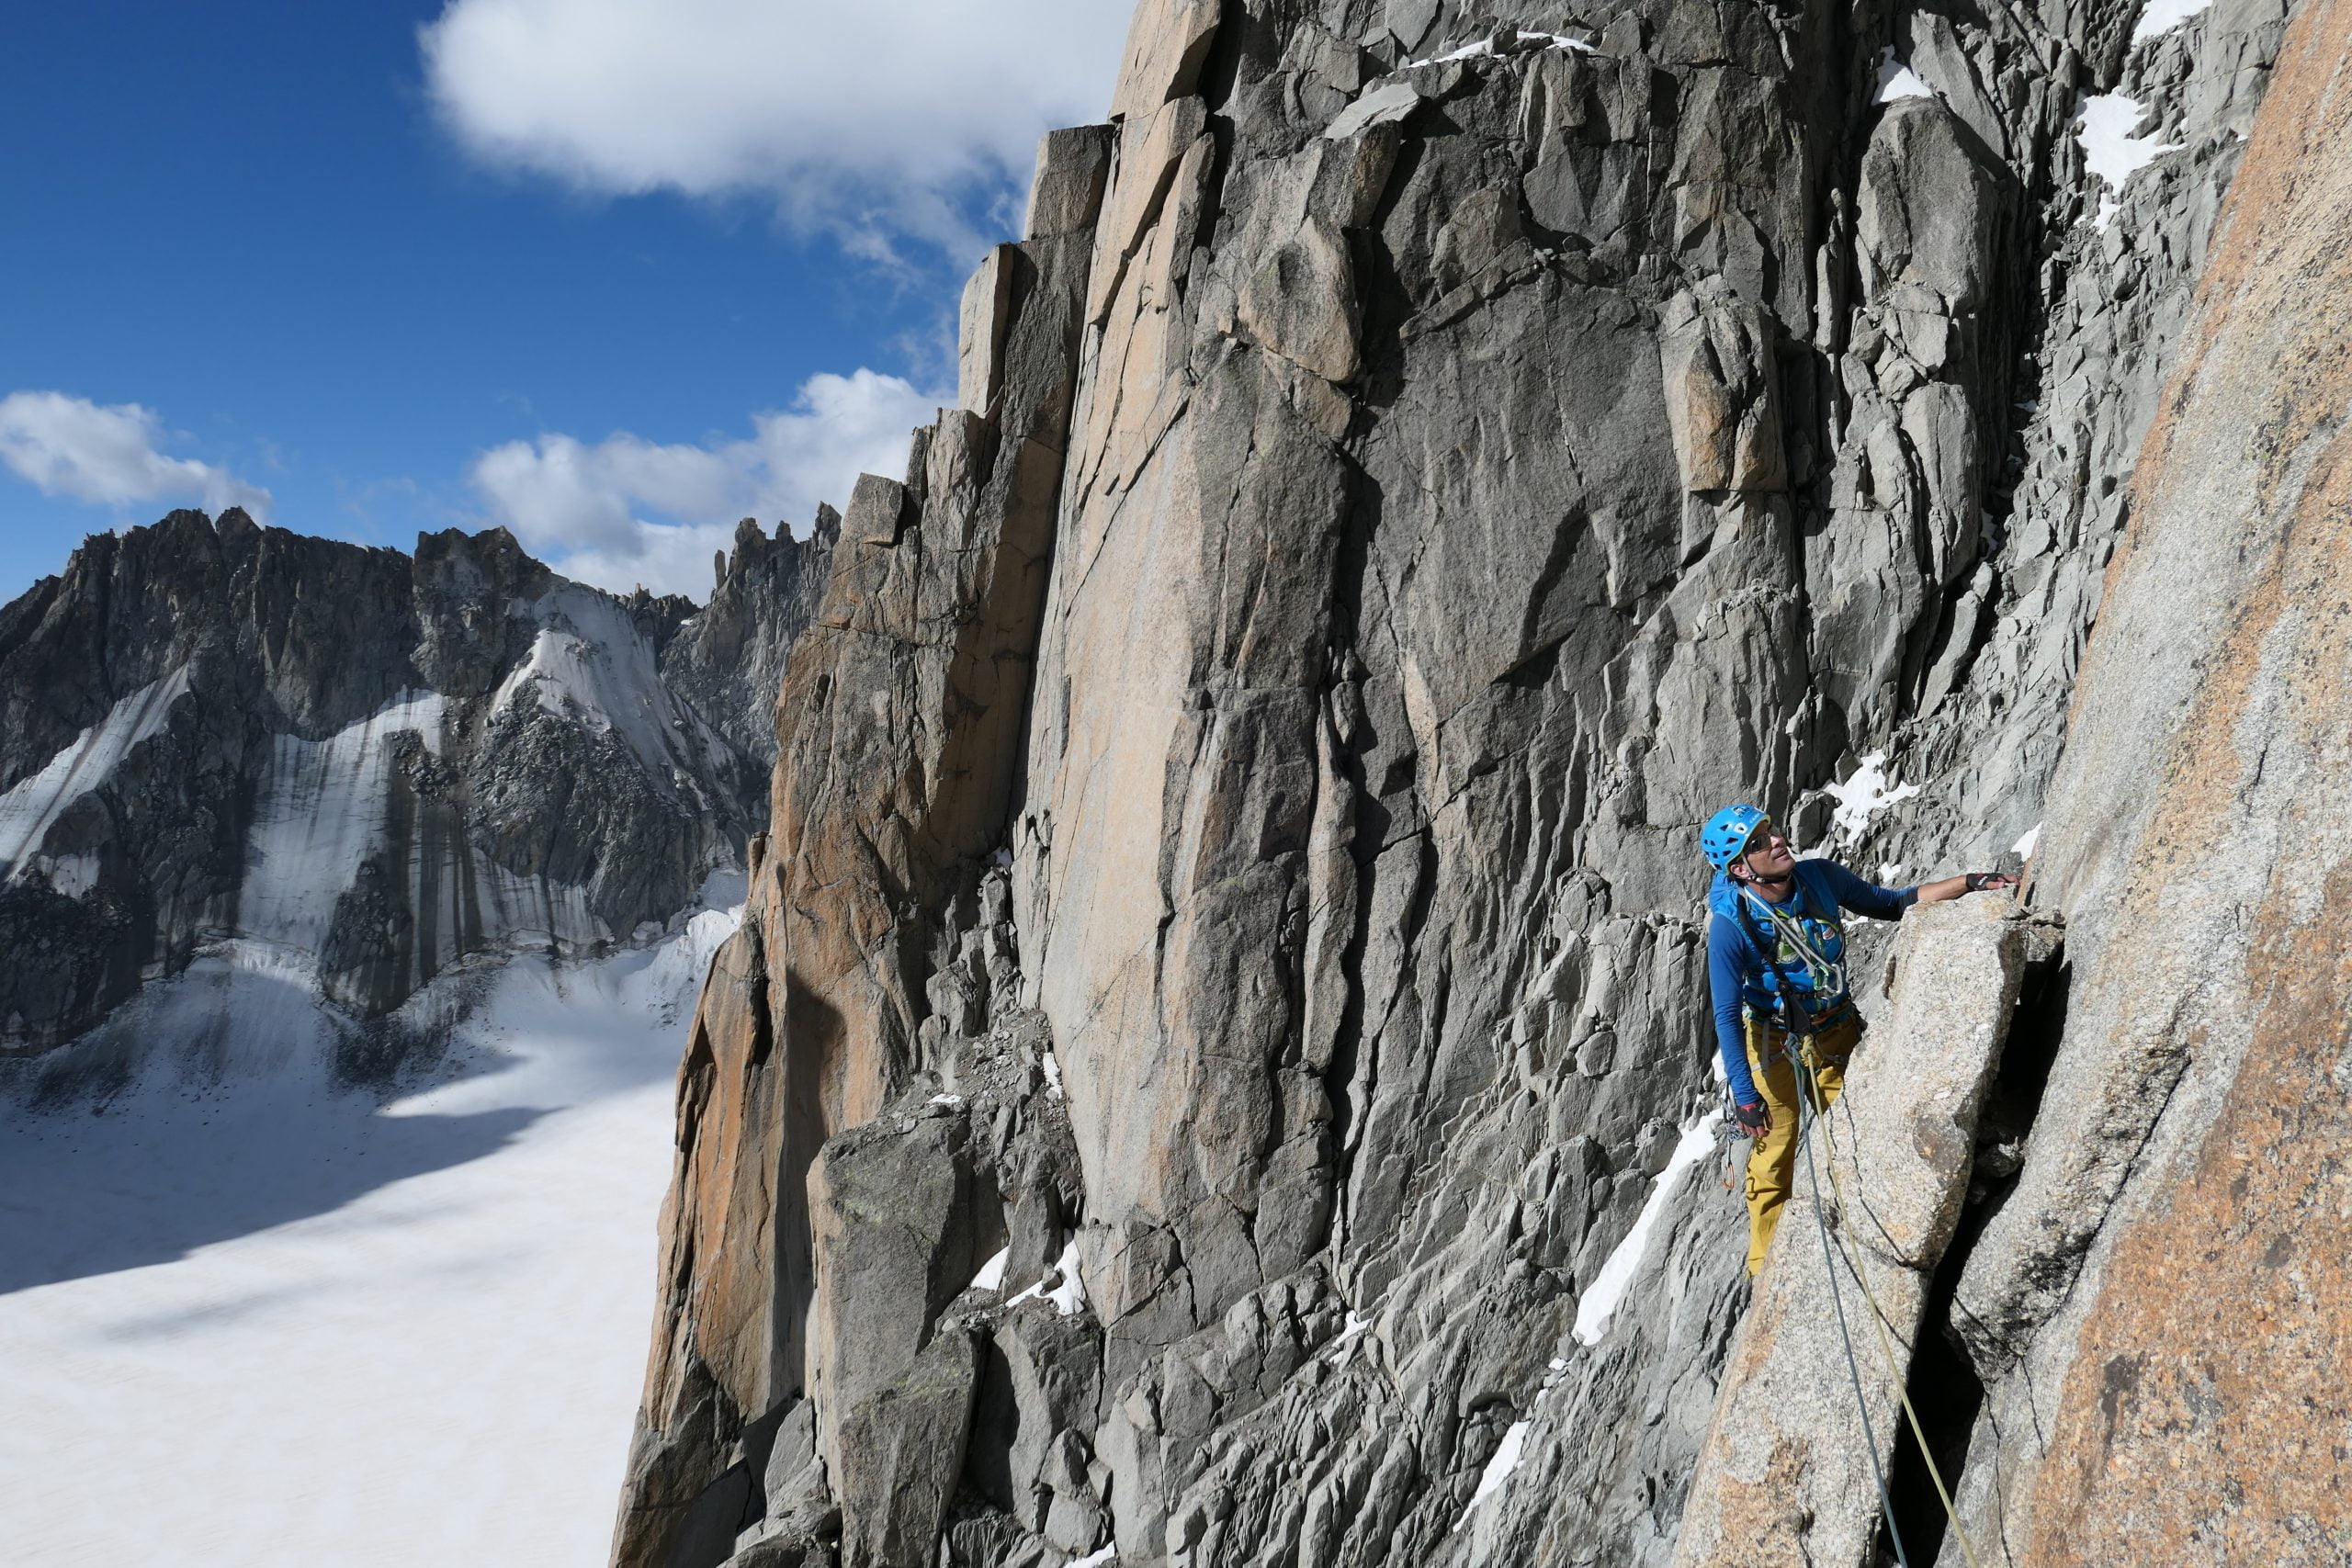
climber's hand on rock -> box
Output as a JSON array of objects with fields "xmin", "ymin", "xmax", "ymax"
[
  {"xmin": 1733, "ymin": 1100, "xmax": 1770, "ymax": 1138},
  {"xmin": 1963, "ymin": 871, "xmax": 2019, "ymax": 894}
]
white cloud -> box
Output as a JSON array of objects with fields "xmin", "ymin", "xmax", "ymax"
[
  {"xmin": 471, "ymin": 367, "xmax": 936, "ymax": 600},
  {"xmin": 419, "ymin": 0, "xmax": 1131, "ymax": 259},
  {"xmin": 0, "ymin": 391, "xmax": 273, "ymax": 520}
]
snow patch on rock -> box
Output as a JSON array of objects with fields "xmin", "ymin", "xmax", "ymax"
[
  {"xmin": 0, "ymin": 666, "xmax": 191, "ymax": 875},
  {"xmin": 1824, "ymin": 752, "xmax": 1924, "ymax": 840},
  {"xmin": 2132, "ymin": 0, "xmax": 2216, "ymax": 44},
  {"xmin": 1407, "ymin": 28, "xmax": 1595, "ymax": 67},
  {"xmin": 970, "ymin": 1247, "xmax": 1009, "ymax": 1293},
  {"xmin": 1874, "ymin": 48, "xmax": 1938, "ymax": 103},
  {"xmin": 1456, "ymin": 1419, "xmax": 1532, "ymax": 1523},
  {"xmin": 1573, "ymin": 1112, "xmax": 1724, "ymax": 1346},
  {"xmin": 1007, "ymin": 1236, "xmax": 1087, "ymax": 1316},
  {"xmin": 2076, "ymin": 94, "xmax": 2182, "ymax": 231}
]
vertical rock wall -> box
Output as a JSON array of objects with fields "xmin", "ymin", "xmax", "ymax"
[
  {"xmin": 616, "ymin": 0, "xmax": 2340, "ymax": 1564},
  {"xmin": 611, "ymin": 124, "xmax": 1114, "ymax": 1567},
  {"xmin": 1938, "ymin": 0, "xmax": 2352, "ymax": 1556}
]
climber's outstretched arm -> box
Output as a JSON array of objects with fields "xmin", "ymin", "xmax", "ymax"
[{"xmin": 1912, "ymin": 871, "xmax": 2018, "ymax": 906}]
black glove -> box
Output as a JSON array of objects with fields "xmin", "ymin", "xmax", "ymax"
[
  {"xmin": 1964, "ymin": 871, "xmax": 2018, "ymax": 893},
  {"xmin": 1733, "ymin": 1100, "xmax": 1771, "ymax": 1138}
]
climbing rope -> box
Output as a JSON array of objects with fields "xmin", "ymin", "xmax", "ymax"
[
  {"xmin": 1729, "ymin": 886, "xmax": 1985, "ymax": 1566},
  {"xmin": 1794, "ymin": 1071, "xmax": 1914, "ymax": 1568},
  {"xmin": 1794, "ymin": 1052, "xmax": 1987, "ymax": 1568}
]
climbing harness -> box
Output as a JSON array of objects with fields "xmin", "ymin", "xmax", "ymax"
[
  {"xmin": 1740, "ymin": 883, "xmax": 1850, "ymax": 1019},
  {"xmin": 1793, "ymin": 1048, "xmax": 1987, "ymax": 1568}
]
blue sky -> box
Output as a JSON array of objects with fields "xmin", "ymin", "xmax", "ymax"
[{"xmin": 1, "ymin": 0, "xmax": 1128, "ymax": 604}]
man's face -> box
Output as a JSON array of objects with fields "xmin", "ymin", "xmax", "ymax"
[{"xmin": 1737, "ymin": 819, "xmax": 1793, "ymax": 880}]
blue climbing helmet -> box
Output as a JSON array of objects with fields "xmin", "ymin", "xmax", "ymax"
[{"xmin": 1702, "ymin": 803, "xmax": 1770, "ymax": 870}]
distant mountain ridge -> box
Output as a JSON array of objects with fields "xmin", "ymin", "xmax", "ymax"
[{"xmin": 0, "ymin": 505, "xmax": 832, "ymax": 1088}]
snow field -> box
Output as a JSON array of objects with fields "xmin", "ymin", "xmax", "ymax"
[{"xmin": 0, "ymin": 898, "xmax": 737, "ymax": 1568}]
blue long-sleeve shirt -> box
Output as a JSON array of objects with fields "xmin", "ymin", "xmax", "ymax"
[{"xmin": 1706, "ymin": 860, "xmax": 1917, "ymax": 1104}]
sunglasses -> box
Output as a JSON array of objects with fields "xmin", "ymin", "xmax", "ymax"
[{"xmin": 1740, "ymin": 820, "xmax": 1786, "ymax": 857}]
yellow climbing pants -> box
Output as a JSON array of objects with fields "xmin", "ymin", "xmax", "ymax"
[{"xmin": 1742, "ymin": 1010, "xmax": 1863, "ymax": 1276}]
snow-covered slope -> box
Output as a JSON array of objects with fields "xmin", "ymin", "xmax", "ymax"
[
  {"xmin": 0, "ymin": 666, "xmax": 192, "ymax": 886},
  {"xmin": 0, "ymin": 889, "xmax": 739, "ymax": 1567}
]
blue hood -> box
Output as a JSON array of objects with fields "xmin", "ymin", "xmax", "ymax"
[{"xmin": 1707, "ymin": 868, "xmax": 1743, "ymax": 920}]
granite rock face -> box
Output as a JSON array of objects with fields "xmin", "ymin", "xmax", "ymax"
[
  {"xmin": 610, "ymin": 121, "xmax": 1108, "ymax": 1567},
  {"xmin": 616, "ymin": 1, "xmax": 2346, "ymax": 1565},
  {"xmin": 0, "ymin": 511, "xmax": 829, "ymax": 1087},
  {"xmin": 1935, "ymin": 1, "xmax": 2352, "ymax": 1558}
]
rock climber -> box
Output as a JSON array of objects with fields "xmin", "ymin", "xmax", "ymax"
[{"xmin": 1702, "ymin": 803, "xmax": 2017, "ymax": 1277}]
